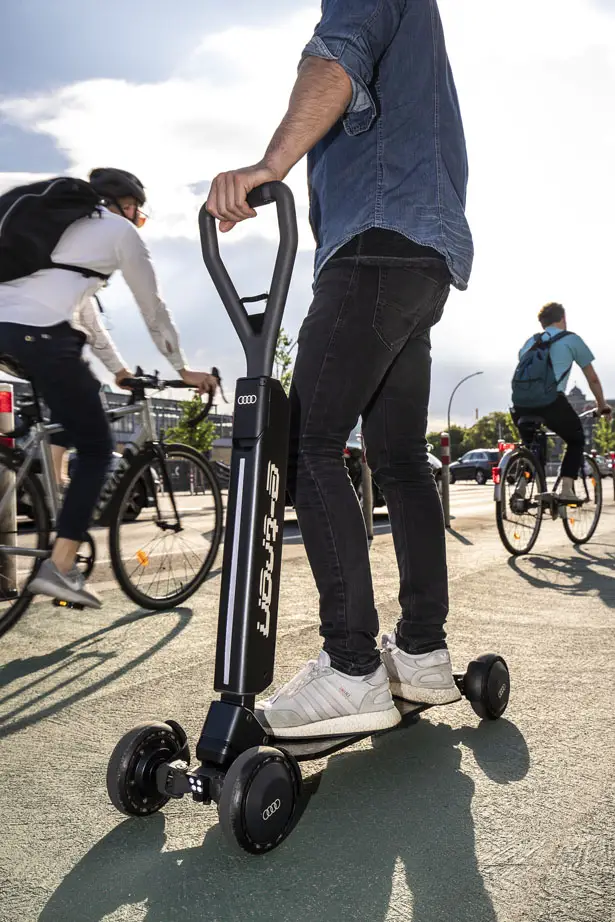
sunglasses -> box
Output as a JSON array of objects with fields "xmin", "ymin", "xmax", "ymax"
[{"xmin": 121, "ymin": 202, "xmax": 148, "ymax": 228}]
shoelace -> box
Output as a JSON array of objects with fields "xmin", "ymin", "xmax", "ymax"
[{"xmin": 270, "ymin": 659, "xmax": 324, "ymax": 703}]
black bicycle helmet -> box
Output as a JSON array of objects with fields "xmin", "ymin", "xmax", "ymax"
[{"xmin": 89, "ymin": 168, "xmax": 146, "ymax": 206}]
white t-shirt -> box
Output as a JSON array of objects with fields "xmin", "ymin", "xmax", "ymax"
[{"xmin": 0, "ymin": 208, "xmax": 187, "ymax": 372}]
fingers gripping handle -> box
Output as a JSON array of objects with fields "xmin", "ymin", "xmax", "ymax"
[{"xmin": 198, "ymin": 181, "xmax": 298, "ymax": 378}]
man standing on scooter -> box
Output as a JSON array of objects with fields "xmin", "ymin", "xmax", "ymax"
[{"xmin": 207, "ymin": 0, "xmax": 473, "ymax": 738}]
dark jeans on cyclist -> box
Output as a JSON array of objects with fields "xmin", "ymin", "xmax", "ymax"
[
  {"xmin": 287, "ymin": 229, "xmax": 451, "ymax": 677},
  {"xmin": 0, "ymin": 322, "xmax": 113, "ymax": 541},
  {"xmin": 512, "ymin": 393, "xmax": 584, "ymax": 479}
]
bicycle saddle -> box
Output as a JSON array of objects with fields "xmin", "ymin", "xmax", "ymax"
[{"xmin": 516, "ymin": 415, "xmax": 545, "ymax": 427}]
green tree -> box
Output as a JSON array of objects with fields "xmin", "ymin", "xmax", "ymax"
[
  {"xmin": 165, "ymin": 393, "xmax": 216, "ymax": 453},
  {"xmin": 274, "ymin": 327, "xmax": 297, "ymax": 395},
  {"xmin": 593, "ymin": 416, "xmax": 615, "ymax": 454},
  {"xmin": 460, "ymin": 411, "xmax": 516, "ymax": 454}
]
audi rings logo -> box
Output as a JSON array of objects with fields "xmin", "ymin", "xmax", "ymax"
[
  {"xmin": 238, "ymin": 394, "xmax": 257, "ymax": 406},
  {"xmin": 262, "ymin": 798, "xmax": 281, "ymax": 821}
]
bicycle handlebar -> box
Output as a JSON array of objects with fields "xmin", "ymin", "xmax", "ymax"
[{"xmin": 121, "ymin": 366, "xmax": 223, "ymax": 427}]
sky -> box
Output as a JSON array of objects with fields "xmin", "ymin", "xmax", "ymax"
[{"xmin": 1, "ymin": 0, "xmax": 614, "ymax": 428}]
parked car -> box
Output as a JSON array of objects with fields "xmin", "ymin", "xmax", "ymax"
[
  {"xmin": 449, "ymin": 448, "xmax": 500, "ymax": 485},
  {"xmin": 585, "ymin": 454, "xmax": 611, "ymax": 478},
  {"xmin": 344, "ymin": 422, "xmax": 442, "ymax": 508}
]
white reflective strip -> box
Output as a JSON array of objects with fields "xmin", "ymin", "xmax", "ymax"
[{"xmin": 223, "ymin": 457, "xmax": 245, "ymax": 686}]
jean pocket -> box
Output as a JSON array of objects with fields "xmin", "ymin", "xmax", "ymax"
[{"xmin": 372, "ymin": 266, "xmax": 450, "ymax": 351}]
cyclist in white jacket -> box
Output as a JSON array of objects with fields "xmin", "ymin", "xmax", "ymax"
[{"xmin": 0, "ymin": 167, "xmax": 216, "ymax": 608}]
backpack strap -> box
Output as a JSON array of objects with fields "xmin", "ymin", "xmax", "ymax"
[
  {"xmin": 51, "ymin": 262, "xmax": 110, "ymax": 281},
  {"xmin": 544, "ymin": 330, "xmax": 572, "ymax": 347}
]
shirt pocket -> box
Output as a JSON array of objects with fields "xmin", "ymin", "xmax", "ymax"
[{"xmin": 372, "ymin": 266, "xmax": 450, "ymax": 350}]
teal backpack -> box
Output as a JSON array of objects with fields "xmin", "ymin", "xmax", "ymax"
[{"xmin": 511, "ymin": 331, "xmax": 571, "ymax": 408}]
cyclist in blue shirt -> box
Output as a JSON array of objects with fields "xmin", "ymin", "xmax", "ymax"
[{"xmin": 513, "ymin": 301, "xmax": 611, "ymax": 501}]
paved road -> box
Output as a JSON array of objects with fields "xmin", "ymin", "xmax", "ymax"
[{"xmin": 1, "ymin": 486, "xmax": 614, "ymax": 921}]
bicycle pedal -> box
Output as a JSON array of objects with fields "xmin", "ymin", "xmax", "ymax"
[{"xmin": 52, "ymin": 598, "xmax": 85, "ymax": 611}]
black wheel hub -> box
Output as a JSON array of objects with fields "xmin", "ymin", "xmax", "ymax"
[
  {"xmin": 484, "ymin": 659, "xmax": 510, "ymax": 717},
  {"xmin": 123, "ymin": 728, "xmax": 181, "ymax": 813},
  {"xmin": 241, "ymin": 757, "xmax": 296, "ymax": 847}
]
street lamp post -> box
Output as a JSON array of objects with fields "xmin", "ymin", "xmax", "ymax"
[{"xmin": 447, "ymin": 371, "xmax": 484, "ymax": 448}]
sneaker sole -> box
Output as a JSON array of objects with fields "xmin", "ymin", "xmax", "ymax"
[
  {"xmin": 258, "ymin": 704, "xmax": 402, "ymax": 739},
  {"xmin": 390, "ymin": 682, "xmax": 462, "ymax": 706},
  {"xmin": 28, "ymin": 576, "xmax": 102, "ymax": 610}
]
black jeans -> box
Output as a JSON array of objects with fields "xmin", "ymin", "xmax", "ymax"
[
  {"xmin": 287, "ymin": 258, "xmax": 451, "ymax": 676},
  {"xmin": 513, "ymin": 394, "xmax": 584, "ymax": 479},
  {"xmin": 0, "ymin": 322, "xmax": 113, "ymax": 541}
]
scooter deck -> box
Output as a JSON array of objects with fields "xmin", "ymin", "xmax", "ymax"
[{"xmin": 272, "ymin": 698, "xmax": 432, "ymax": 762}]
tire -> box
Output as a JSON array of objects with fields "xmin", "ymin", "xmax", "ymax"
[
  {"xmin": 0, "ymin": 449, "xmax": 51, "ymax": 638},
  {"xmin": 495, "ymin": 448, "xmax": 544, "ymax": 556},
  {"xmin": 106, "ymin": 721, "xmax": 187, "ymax": 816},
  {"xmin": 475, "ymin": 469, "xmax": 487, "ymax": 485},
  {"xmin": 109, "ymin": 443, "xmax": 223, "ymax": 610},
  {"xmin": 562, "ymin": 455, "xmax": 602, "ymax": 545},
  {"xmin": 121, "ymin": 478, "xmax": 147, "ymax": 523},
  {"xmin": 217, "ymin": 747, "xmax": 302, "ymax": 855},
  {"xmin": 464, "ymin": 654, "xmax": 510, "ymax": 720},
  {"xmin": 449, "ymin": 471, "xmax": 456, "ymax": 484}
]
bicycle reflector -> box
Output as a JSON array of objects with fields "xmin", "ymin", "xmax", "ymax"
[
  {"xmin": 493, "ymin": 466, "xmax": 501, "ymax": 485},
  {"xmin": 0, "ymin": 388, "xmax": 14, "ymax": 448},
  {"xmin": 136, "ymin": 550, "xmax": 149, "ymax": 567}
]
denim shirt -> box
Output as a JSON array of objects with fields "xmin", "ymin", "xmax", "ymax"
[{"xmin": 302, "ymin": 0, "xmax": 473, "ymax": 290}]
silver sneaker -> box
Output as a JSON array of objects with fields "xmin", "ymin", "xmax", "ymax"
[
  {"xmin": 29, "ymin": 559, "xmax": 102, "ymax": 609},
  {"xmin": 381, "ymin": 634, "xmax": 461, "ymax": 705},
  {"xmin": 255, "ymin": 651, "xmax": 401, "ymax": 739}
]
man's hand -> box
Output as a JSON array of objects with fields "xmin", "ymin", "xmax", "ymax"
[
  {"xmin": 115, "ymin": 368, "xmax": 134, "ymax": 390},
  {"xmin": 206, "ymin": 162, "xmax": 279, "ymax": 233},
  {"xmin": 598, "ymin": 402, "xmax": 612, "ymax": 416},
  {"xmin": 180, "ymin": 368, "xmax": 218, "ymax": 396}
]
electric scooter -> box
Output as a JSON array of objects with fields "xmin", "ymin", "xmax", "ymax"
[{"xmin": 106, "ymin": 182, "xmax": 511, "ymax": 855}]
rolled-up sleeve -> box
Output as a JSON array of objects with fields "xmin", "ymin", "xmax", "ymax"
[{"xmin": 301, "ymin": 0, "xmax": 405, "ymax": 135}]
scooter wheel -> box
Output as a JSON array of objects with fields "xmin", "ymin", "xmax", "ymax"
[
  {"xmin": 218, "ymin": 746, "xmax": 302, "ymax": 855},
  {"xmin": 464, "ymin": 654, "xmax": 510, "ymax": 720},
  {"xmin": 107, "ymin": 721, "xmax": 188, "ymax": 816}
]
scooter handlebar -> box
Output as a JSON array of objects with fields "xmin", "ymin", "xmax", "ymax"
[{"xmin": 198, "ymin": 181, "xmax": 298, "ymax": 379}]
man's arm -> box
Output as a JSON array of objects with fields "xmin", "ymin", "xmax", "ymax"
[
  {"xmin": 116, "ymin": 225, "xmax": 217, "ymax": 394},
  {"xmin": 75, "ymin": 297, "xmax": 131, "ymax": 385},
  {"xmin": 582, "ymin": 363, "xmax": 611, "ymax": 414},
  {"xmin": 206, "ymin": 57, "xmax": 352, "ymax": 231}
]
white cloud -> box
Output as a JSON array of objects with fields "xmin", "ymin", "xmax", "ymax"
[{"xmin": 2, "ymin": 0, "xmax": 615, "ymax": 424}]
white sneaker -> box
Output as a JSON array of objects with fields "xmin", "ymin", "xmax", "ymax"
[
  {"xmin": 255, "ymin": 651, "xmax": 401, "ymax": 739},
  {"xmin": 381, "ymin": 633, "xmax": 461, "ymax": 705}
]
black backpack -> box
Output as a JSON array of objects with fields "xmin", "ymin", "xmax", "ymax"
[
  {"xmin": 0, "ymin": 177, "xmax": 110, "ymax": 284},
  {"xmin": 511, "ymin": 331, "xmax": 572, "ymax": 408}
]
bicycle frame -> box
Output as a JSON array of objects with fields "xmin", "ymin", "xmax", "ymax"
[{"xmin": 0, "ymin": 395, "xmax": 158, "ymax": 558}]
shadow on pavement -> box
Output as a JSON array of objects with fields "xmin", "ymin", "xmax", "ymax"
[
  {"xmin": 0, "ymin": 607, "xmax": 193, "ymax": 740},
  {"xmin": 446, "ymin": 528, "xmax": 474, "ymax": 546},
  {"xmin": 507, "ymin": 544, "xmax": 615, "ymax": 609},
  {"xmin": 39, "ymin": 717, "xmax": 529, "ymax": 922}
]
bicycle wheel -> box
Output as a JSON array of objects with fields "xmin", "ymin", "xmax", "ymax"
[
  {"xmin": 109, "ymin": 443, "xmax": 223, "ymax": 609},
  {"xmin": 562, "ymin": 455, "xmax": 602, "ymax": 545},
  {"xmin": 495, "ymin": 448, "xmax": 544, "ymax": 555},
  {"xmin": 0, "ymin": 449, "xmax": 51, "ymax": 637}
]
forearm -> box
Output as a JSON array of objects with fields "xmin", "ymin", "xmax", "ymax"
[
  {"xmin": 263, "ymin": 56, "xmax": 353, "ymax": 178},
  {"xmin": 588, "ymin": 377, "xmax": 606, "ymax": 407},
  {"xmin": 584, "ymin": 368, "xmax": 606, "ymax": 407}
]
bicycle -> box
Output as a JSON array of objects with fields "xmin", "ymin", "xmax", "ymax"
[
  {"xmin": 494, "ymin": 408, "xmax": 604, "ymax": 556},
  {"xmin": 0, "ymin": 361, "xmax": 223, "ymax": 636}
]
